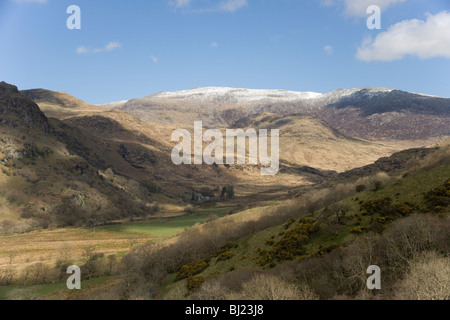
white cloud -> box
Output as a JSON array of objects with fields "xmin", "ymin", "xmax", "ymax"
[
  {"xmin": 169, "ymin": 0, "xmax": 247, "ymax": 13},
  {"xmin": 219, "ymin": 0, "xmax": 248, "ymax": 13},
  {"xmin": 105, "ymin": 41, "xmax": 122, "ymax": 51},
  {"xmin": 76, "ymin": 46, "xmax": 89, "ymax": 55},
  {"xmin": 320, "ymin": 0, "xmax": 335, "ymax": 7},
  {"xmin": 210, "ymin": 42, "xmax": 219, "ymax": 48},
  {"xmin": 324, "ymin": 45, "xmax": 334, "ymax": 55},
  {"xmin": 76, "ymin": 42, "xmax": 122, "ymax": 55},
  {"xmin": 150, "ymin": 56, "xmax": 158, "ymax": 63},
  {"xmin": 356, "ymin": 11, "xmax": 450, "ymax": 62},
  {"xmin": 171, "ymin": 0, "xmax": 191, "ymax": 9},
  {"xmin": 11, "ymin": 0, "xmax": 48, "ymax": 3}
]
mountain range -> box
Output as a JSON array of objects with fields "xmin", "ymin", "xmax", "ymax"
[
  {"xmin": 1, "ymin": 81, "xmax": 449, "ymax": 228},
  {"xmin": 117, "ymin": 86, "xmax": 450, "ymax": 141}
]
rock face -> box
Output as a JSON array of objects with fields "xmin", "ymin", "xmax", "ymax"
[{"xmin": 0, "ymin": 82, "xmax": 50, "ymax": 133}]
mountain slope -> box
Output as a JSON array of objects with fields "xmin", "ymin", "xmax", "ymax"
[
  {"xmin": 146, "ymin": 144, "xmax": 450, "ymax": 300},
  {"xmin": 231, "ymin": 113, "xmax": 398, "ymax": 172},
  {"xmin": 0, "ymin": 82, "xmax": 49, "ymax": 133},
  {"xmin": 119, "ymin": 86, "xmax": 450, "ymax": 143},
  {"xmin": 0, "ymin": 83, "xmax": 162, "ymax": 229},
  {"xmin": 20, "ymin": 89, "xmax": 104, "ymax": 120}
]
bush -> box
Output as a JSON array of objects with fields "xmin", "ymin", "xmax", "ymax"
[
  {"xmin": 217, "ymin": 250, "xmax": 233, "ymax": 261},
  {"xmin": 394, "ymin": 251, "xmax": 450, "ymax": 300},
  {"xmin": 175, "ymin": 259, "xmax": 209, "ymax": 281},
  {"xmin": 228, "ymin": 274, "xmax": 318, "ymax": 300},
  {"xmin": 360, "ymin": 198, "xmax": 393, "ymax": 216},
  {"xmin": 221, "ymin": 185, "xmax": 235, "ymax": 199},
  {"xmin": 187, "ymin": 276, "xmax": 205, "ymax": 291},
  {"xmin": 376, "ymin": 214, "xmax": 449, "ymax": 281},
  {"xmin": 190, "ymin": 280, "xmax": 228, "ymax": 300},
  {"xmin": 423, "ymin": 179, "xmax": 450, "ymax": 212},
  {"xmin": 360, "ymin": 199, "xmax": 414, "ymax": 220},
  {"xmin": 351, "ymin": 226, "xmax": 365, "ymax": 234},
  {"xmin": 258, "ymin": 218, "xmax": 317, "ymax": 265},
  {"xmin": 184, "ymin": 204, "xmax": 195, "ymax": 215},
  {"xmin": 0, "ymin": 267, "xmax": 15, "ymax": 285}
]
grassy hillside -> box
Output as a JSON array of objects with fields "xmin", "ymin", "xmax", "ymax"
[{"xmin": 155, "ymin": 160, "xmax": 450, "ymax": 299}]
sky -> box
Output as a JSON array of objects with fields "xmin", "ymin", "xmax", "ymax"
[{"xmin": 0, "ymin": 0, "xmax": 449, "ymax": 104}]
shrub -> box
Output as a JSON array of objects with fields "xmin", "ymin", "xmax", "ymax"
[
  {"xmin": 190, "ymin": 280, "xmax": 228, "ymax": 300},
  {"xmin": 360, "ymin": 198, "xmax": 392, "ymax": 216},
  {"xmin": 217, "ymin": 250, "xmax": 233, "ymax": 261},
  {"xmin": 283, "ymin": 218, "xmax": 295, "ymax": 230},
  {"xmin": 228, "ymin": 274, "xmax": 318, "ymax": 300},
  {"xmin": 390, "ymin": 203, "xmax": 414, "ymax": 217},
  {"xmin": 360, "ymin": 198, "xmax": 415, "ymax": 220},
  {"xmin": 394, "ymin": 251, "xmax": 450, "ymax": 300},
  {"xmin": 215, "ymin": 242, "xmax": 235, "ymax": 257},
  {"xmin": 376, "ymin": 214, "xmax": 449, "ymax": 281},
  {"xmin": 175, "ymin": 259, "xmax": 208, "ymax": 281},
  {"xmin": 423, "ymin": 179, "xmax": 450, "ymax": 212},
  {"xmin": 351, "ymin": 226, "xmax": 365, "ymax": 234},
  {"xmin": 187, "ymin": 276, "xmax": 205, "ymax": 291},
  {"xmin": 184, "ymin": 204, "xmax": 195, "ymax": 215},
  {"xmin": 258, "ymin": 218, "xmax": 317, "ymax": 265}
]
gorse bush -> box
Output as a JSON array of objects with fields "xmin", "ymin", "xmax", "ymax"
[
  {"xmin": 423, "ymin": 179, "xmax": 450, "ymax": 212},
  {"xmin": 175, "ymin": 259, "xmax": 209, "ymax": 281},
  {"xmin": 217, "ymin": 250, "xmax": 233, "ymax": 261},
  {"xmin": 258, "ymin": 218, "xmax": 317, "ymax": 265},
  {"xmin": 360, "ymin": 198, "xmax": 415, "ymax": 222},
  {"xmin": 360, "ymin": 198, "xmax": 393, "ymax": 216},
  {"xmin": 187, "ymin": 276, "xmax": 205, "ymax": 292}
]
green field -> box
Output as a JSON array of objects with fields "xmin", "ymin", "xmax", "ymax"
[
  {"xmin": 0, "ymin": 277, "xmax": 112, "ymax": 300},
  {"xmin": 97, "ymin": 213, "xmax": 227, "ymax": 238}
]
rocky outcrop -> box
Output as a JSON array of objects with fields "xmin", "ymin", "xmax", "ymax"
[{"xmin": 0, "ymin": 82, "xmax": 50, "ymax": 133}]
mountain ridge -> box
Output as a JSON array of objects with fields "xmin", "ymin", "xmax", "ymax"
[{"xmin": 118, "ymin": 86, "xmax": 450, "ymax": 142}]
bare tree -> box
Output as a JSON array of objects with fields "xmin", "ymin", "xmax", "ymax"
[
  {"xmin": 394, "ymin": 251, "xmax": 450, "ymax": 300},
  {"xmin": 57, "ymin": 242, "xmax": 74, "ymax": 263}
]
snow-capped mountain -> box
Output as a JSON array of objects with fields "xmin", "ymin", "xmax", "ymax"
[
  {"xmin": 119, "ymin": 86, "xmax": 450, "ymax": 142},
  {"xmin": 150, "ymin": 87, "xmax": 323, "ymax": 104}
]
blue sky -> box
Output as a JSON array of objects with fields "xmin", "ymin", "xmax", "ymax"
[{"xmin": 0, "ymin": 0, "xmax": 449, "ymax": 104}]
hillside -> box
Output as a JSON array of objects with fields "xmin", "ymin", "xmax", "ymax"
[
  {"xmin": 20, "ymin": 89, "xmax": 104, "ymax": 120},
  {"xmin": 0, "ymin": 82, "xmax": 49, "ymax": 133},
  {"xmin": 0, "ymin": 83, "xmax": 163, "ymax": 231},
  {"xmin": 125, "ymin": 143, "xmax": 450, "ymax": 300},
  {"xmin": 232, "ymin": 113, "xmax": 398, "ymax": 172}
]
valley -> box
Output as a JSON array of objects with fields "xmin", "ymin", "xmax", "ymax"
[{"xmin": 0, "ymin": 81, "xmax": 449, "ymax": 300}]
